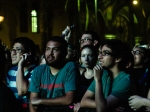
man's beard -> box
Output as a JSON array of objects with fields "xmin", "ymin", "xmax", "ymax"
[{"xmin": 45, "ymin": 59, "xmax": 64, "ymax": 68}]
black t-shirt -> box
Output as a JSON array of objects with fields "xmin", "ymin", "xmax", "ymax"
[
  {"xmin": 130, "ymin": 67, "xmax": 150, "ymax": 97},
  {"xmin": 0, "ymin": 81, "xmax": 22, "ymax": 112}
]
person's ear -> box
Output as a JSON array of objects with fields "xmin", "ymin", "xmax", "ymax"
[
  {"xmin": 126, "ymin": 61, "xmax": 133, "ymax": 68},
  {"xmin": 93, "ymin": 40, "xmax": 98, "ymax": 46},
  {"xmin": 115, "ymin": 58, "xmax": 122, "ymax": 63}
]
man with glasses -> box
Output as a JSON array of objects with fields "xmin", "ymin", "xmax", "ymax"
[
  {"xmin": 6, "ymin": 37, "xmax": 37, "ymax": 112},
  {"xmin": 79, "ymin": 30, "xmax": 102, "ymax": 49},
  {"xmin": 128, "ymin": 45, "xmax": 150, "ymax": 112},
  {"xmin": 77, "ymin": 39, "xmax": 136, "ymax": 112}
]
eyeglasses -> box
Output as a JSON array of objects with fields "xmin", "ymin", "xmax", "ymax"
[
  {"xmin": 131, "ymin": 50, "xmax": 144, "ymax": 55},
  {"xmin": 99, "ymin": 51, "xmax": 114, "ymax": 56},
  {"xmin": 10, "ymin": 49, "xmax": 24, "ymax": 53},
  {"xmin": 79, "ymin": 37, "xmax": 92, "ymax": 43}
]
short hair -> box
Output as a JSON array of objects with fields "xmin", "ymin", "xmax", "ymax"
[
  {"xmin": 47, "ymin": 36, "xmax": 68, "ymax": 56},
  {"xmin": 133, "ymin": 44, "xmax": 150, "ymax": 68},
  {"xmin": 134, "ymin": 44, "xmax": 150, "ymax": 57},
  {"xmin": 82, "ymin": 30, "xmax": 101, "ymax": 48},
  {"xmin": 102, "ymin": 39, "xmax": 133, "ymax": 71},
  {"xmin": 13, "ymin": 37, "xmax": 36, "ymax": 62}
]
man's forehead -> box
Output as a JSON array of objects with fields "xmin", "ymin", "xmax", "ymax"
[
  {"xmin": 81, "ymin": 34, "xmax": 92, "ymax": 39},
  {"xmin": 46, "ymin": 41, "xmax": 61, "ymax": 47},
  {"xmin": 13, "ymin": 43, "xmax": 24, "ymax": 48}
]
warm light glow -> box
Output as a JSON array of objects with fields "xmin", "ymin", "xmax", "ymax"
[
  {"xmin": 0, "ymin": 16, "xmax": 4, "ymax": 23},
  {"xmin": 133, "ymin": 0, "xmax": 138, "ymax": 5}
]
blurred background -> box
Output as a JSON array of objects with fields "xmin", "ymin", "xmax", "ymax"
[{"xmin": 0, "ymin": 0, "xmax": 150, "ymax": 54}]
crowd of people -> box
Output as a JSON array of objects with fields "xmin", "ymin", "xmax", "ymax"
[{"xmin": 0, "ymin": 26, "xmax": 150, "ymax": 112}]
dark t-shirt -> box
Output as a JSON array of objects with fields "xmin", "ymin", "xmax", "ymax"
[
  {"xmin": 0, "ymin": 81, "xmax": 22, "ymax": 112},
  {"xmin": 130, "ymin": 67, "xmax": 150, "ymax": 97}
]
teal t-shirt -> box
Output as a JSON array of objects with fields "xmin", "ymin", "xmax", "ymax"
[
  {"xmin": 88, "ymin": 70, "xmax": 135, "ymax": 102},
  {"xmin": 28, "ymin": 62, "xmax": 79, "ymax": 98}
]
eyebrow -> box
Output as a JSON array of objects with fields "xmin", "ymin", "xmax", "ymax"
[
  {"xmin": 12, "ymin": 46, "xmax": 22, "ymax": 49},
  {"xmin": 102, "ymin": 50, "xmax": 112, "ymax": 52}
]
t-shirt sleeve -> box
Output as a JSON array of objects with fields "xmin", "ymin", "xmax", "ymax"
[
  {"xmin": 65, "ymin": 62, "xmax": 80, "ymax": 93},
  {"xmin": 28, "ymin": 66, "xmax": 41, "ymax": 93},
  {"xmin": 87, "ymin": 80, "xmax": 95, "ymax": 93}
]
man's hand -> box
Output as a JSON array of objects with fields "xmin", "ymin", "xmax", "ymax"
[
  {"xmin": 18, "ymin": 53, "xmax": 31, "ymax": 67},
  {"xmin": 73, "ymin": 103, "xmax": 80, "ymax": 112},
  {"xmin": 128, "ymin": 95, "xmax": 144, "ymax": 111},
  {"xmin": 62, "ymin": 26, "xmax": 71, "ymax": 42},
  {"xmin": 93, "ymin": 64, "xmax": 103, "ymax": 82}
]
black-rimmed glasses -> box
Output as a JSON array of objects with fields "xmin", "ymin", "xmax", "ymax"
[
  {"xmin": 131, "ymin": 50, "xmax": 144, "ymax": 55},
  {"xmin": 99, "ymin": 51, "xmax": 114, "ymax": 56},
  {"xmin": 10, "ymin": 49, "xmax": 24, "ymax": 53},
  {"xmin": 79, "ymin": 37, "xmax": 92, "ymax": 43}
]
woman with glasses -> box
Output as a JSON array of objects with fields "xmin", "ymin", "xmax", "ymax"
[
  {"xmin": 77, "ymin": 39, "xmax": 136, "ymax": 112},
  {"xmin": 128, "ymin": 45, "xmax": 150, "ymax": 112}
]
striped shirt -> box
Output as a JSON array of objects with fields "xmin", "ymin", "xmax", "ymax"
[{"xmin": 6, "ymin": 65, "xmax": 36, "ymax": 108}]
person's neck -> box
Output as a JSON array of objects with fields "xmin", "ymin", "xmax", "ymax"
[
  {"xmin": 50, "ymin": 66, "xmax": 61, "ymax": 75},
  {"xmin": 49, "ymin": 61, "xmax": 66, "ymax": 75},
  {"xmin": 24, "ymin": 64, "xmax": 32, "ymax": 72},
  {"xmin": 84, "ymin": 68, "xmax": 94, "ymax": 79},
  {"xmin": 109, "ymin": 66, "xmax": 121, "ymax": 79}
]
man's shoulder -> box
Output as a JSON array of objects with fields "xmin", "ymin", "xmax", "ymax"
[
  {"xmin": 34, "ymin": 64, "xmax": 48, "ymax": 72},
  {"xmin": 35, "ymin": 64, "xmax": 47, "ymax": 68},
  {"xmin": 8, "ymin": 66, "xmax": 18, "ymax": 76},
  {"xmin": 64, "ymin": 61, "xmax": 78, "ymax": 67},
  {"xmin": 118, "ymin": 71, "xmax": 130, "ymax": 79}
]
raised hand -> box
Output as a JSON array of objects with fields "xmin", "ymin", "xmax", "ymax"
[
  {"xmin": 62, "ymin": 26, "xmax": 71, "ymax": 42},
  {"xmin": 93, "ymin": 64, "xmax": 103, "ymax": 81}
]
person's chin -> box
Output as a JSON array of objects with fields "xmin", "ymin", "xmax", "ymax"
[{"xmin": 12, "ymin": 61, "xmax": 18, "ymax": 65}]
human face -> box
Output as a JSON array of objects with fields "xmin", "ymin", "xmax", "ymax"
[
  {"xmin": 80, "ymin": 34, "xmax": 93, "ymax": 48},
  {"xmin": 45, "ymin": 41, "xmax": 63, "ymax": 66},
  {"xmin": 131, "ymin": 47, "xmax": 146, "ymax": 68},
  {"xmin": 10, "ymin": 43, "xmax": 25, "ymax": 65},
  {"xmin": 98, "ymin": 45, "xmax": 115, "ymax": 69},
  {"xmin": 80, "ymin": 48, "xmax": 97, "ymax": 69}
]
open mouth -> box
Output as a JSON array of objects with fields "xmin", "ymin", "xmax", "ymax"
[{"xmin": 47, "ymin": 56, "xmax": 54, "ymax": 61}]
